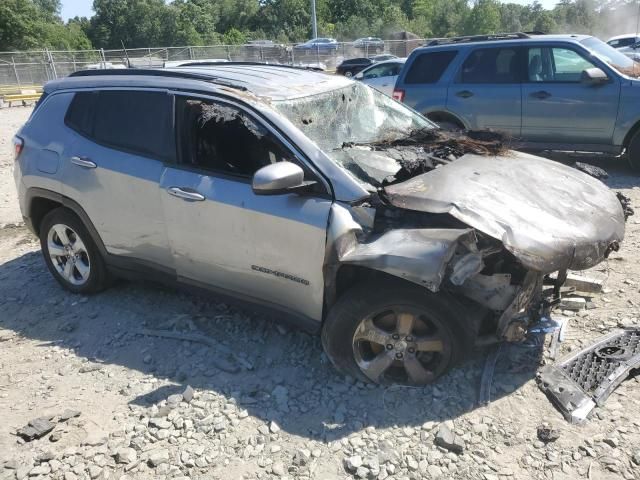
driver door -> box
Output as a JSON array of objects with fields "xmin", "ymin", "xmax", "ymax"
[
  {"xmin": 160, "ymin": 95, "xmax": 332, "ymax": 321},
  {"xmin": 521, "ymin": 46, "xmax": 620, "ymax": 144}
]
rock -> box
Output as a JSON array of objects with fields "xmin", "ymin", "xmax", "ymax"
[
  {"xmin": 428, "ymin": 465, "xmax": 444, "ymax": 477},
  {"xmin": 63, "ymin": 473, "xmax": 78, "ymax": 480},
  {"xmin": 59, "ymin": 410, "xmax": 81, "ymax": 422},
  {"xmin": 269, "ymin": 421, "xmax": 280, "ymax": 433},
  {"xmin": 115, "ymin": 448, "xmax": 137, "ymax": 464},
  {"xmin": 49, "ymin": 431, "xmax": 63, "ymax": 442},
  {"xmin": 537, "ymin": 425, "xmax": 560, "ymax": 443},
  {"xmin": 632, "ymin": 451, "xmax": 640, "ymax": 465},
  {"xmin": 182, "ymin": 385, "xmax": 195, "ymax": 403},
  {"xmin": 166, "ymin": 394, "xmax": 182, "ymax": 408},
  {"xmin": 293, "ymin": 448, "xmax": 311, "ymax": 466},
  {"xmin": 434, "ymin": 424, "xmax": 465, "ymax": 454},
  {"xmin": 148, "ymin": 418, "xmax": 171, "ymax": 430},
  {"xmin": 88, "ymin": 466, "xmax": 102, "ymax": 479},
  {"xmin": 79, "ymin": 364, "xmax": 103, "ymax": 373},
  {"xmin": 29, "ymin": 464, "xmax": 51, "ymax": 476},
  {"xmin": 345, "ymin": 455, "xmax": 363, "ymax": 472},
  {"xmin": 148, "ymin": 449, "xmax": 169, "ymax": 467},
  {"xmin": 272, "ymin": 461, "xmax": 286, "ymax": 476},
  {"xmin": 603, "ymin": 437, "xmax": 620, "ymax": 448},
  {"xmin": 355, "ymin": 466, "xmax": 369, "ymax": 478},
  {"xmin": 406, "ymin": 455, "xmax": 419, "ymax": 471},
  {"xmin": 17, "ymin": 417, "xmax": 56, "ymax": 441}
]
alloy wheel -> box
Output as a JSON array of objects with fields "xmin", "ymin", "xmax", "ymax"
[
  {"xmin": 352, "ymin": 306, "xmax": 452, "ymax": 385},
  {"xmin": 46, "ymin": 223, "xmax": 91, "ymax": 286}
]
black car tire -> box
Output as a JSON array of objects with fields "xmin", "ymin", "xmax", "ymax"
[
  {"xmin": 626, "ymin": 129, "xmax": 640, "ymax": 171},
  {"xmin": 321, "ymin": 279, "xmax": 474, "ymax": 385},
  {"xmin": 40, "ymin": 208, "xmax": 111, "ymax": 294}
]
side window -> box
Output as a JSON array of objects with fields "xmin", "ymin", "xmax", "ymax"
[
  {"xmin": 362, "ymin": 65, "xmax": 386, "ymax": 79},
  {"xmin": 176, "ymin": 97, "xmax": 294, "ymax": 178},
  {"xmin": 551, "ymin": 48, "xmax": 595, "ymax": 82},
  {"xmin": 460, "ymin": 47, "xmax": 520, "ymax": 83},
  {"xmin": 93, "ymin": 90, "xmax": 173, "ymax": 160},
  {"xmin": 65, "ymin": 91, "xmax": 97, "ymax": 137},
  {"xmin": 528, "ymin": 47, "xmax": 596, "ymax": 82},
  {"xmin": 405, "ymin": 50, "xmax": 458, "ymax": 84}
]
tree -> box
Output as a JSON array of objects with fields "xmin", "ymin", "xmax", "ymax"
[{"xmin": 466, "ymin": 0, "xmax": 501, "ymax": 35}]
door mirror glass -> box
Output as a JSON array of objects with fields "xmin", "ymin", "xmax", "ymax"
[
  {"xmin": 581, "ymin": 67, "xmax": 609, "ymax": 85},
  {"xmin": 354, "ymin": 72, "xmax": 364, "ymax": 80},
  {"xmin": 252, "ymin": 161, "xmax": 312, "ymax": 195}
]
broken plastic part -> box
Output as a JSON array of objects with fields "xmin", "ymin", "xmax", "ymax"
[{"xmin": 538, "ymin": 329, "xmax": 640, "ymax": 423}]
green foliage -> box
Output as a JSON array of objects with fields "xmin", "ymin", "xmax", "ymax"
[{"xmin": 2, "ymin": 0, "xmax": 640, "ymax": 51}]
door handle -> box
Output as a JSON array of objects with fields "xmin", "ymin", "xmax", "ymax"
[
  {"xmin": 70, "ymin": 156, "xmax": 97, "ymax": 169},
  {"xmin": 531, "ymin": 90, "xmax": 552, "ymax": 99},
  {"xmin": 456, "ymin": 90, "xmax": 474, "ymax": 98},
  {"xmin": 167, "ymin": 187, "xmax": 205, "ymax": 202}
]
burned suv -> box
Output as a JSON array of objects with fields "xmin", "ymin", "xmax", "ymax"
[{"xmin": 13, "ymin": 64, "xmax": 625, "ymax": 386}]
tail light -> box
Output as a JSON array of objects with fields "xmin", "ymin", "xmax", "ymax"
[
  {"xmin": 392, "ymin": 89, "xmax": 405, "ymax": 102},
  {"xmin": 13, "ymin": 136, "xmax": 24, "ymax": 161}
]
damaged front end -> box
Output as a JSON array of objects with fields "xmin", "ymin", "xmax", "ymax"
[{"xmin": 324, "ymin": 129, "xmax": 627, "ymax": 345}]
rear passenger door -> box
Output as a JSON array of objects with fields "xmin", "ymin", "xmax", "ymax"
[
  {"xmin": 447, "ymin": 47, "xmax": 523, "ymax": 137},
  {"xmin": 160, "ymin": 95, "xmax": 332, "ymax": 322},
  {"xmin": 62, "ymin": 89, "xmax": 174, "ymax": 269},
  {"xmin": 521, "ymin": 46, "xmax": 620, "ymax": 144}
]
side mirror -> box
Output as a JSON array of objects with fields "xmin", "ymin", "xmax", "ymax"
[
  {"xmin": 581, "ymin": 67, "xmax": 609, "ymax": 86},
  {"xmin": 354, "ymin": 72, "xmax": 364, "ymax": 80},
  {"xmin": 252, "ymin": 161, "xmax": 315, "ymax": 195}
]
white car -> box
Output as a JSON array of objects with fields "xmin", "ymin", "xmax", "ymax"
[
  {"xmin": 607, "ymin": 33, "xmax": 640, "ymax": 49},
  {"xmin": 355, "ymin": 58, "xmax": 406, "ymax": 96}
]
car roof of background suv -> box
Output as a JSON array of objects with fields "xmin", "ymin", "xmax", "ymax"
[
  {"xmin": 413, "ymin": 34, "xmax": 593, "ymax": 52},
  {"xmin": 44, "ymin": 63, "xmax": 353, "ymax": 102}
]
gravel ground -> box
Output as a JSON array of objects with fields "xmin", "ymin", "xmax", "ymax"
[{"xmin": 1, "ymin": 105, "xmax": 639, "ymax": 480}]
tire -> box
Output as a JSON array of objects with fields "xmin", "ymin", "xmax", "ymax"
[
  {"xmin": 344, "ymin": 70, "xmax": 353, "ymax": 78},
  {"xmin": 626, "ymin": 129, "xmax": 640, "ymax": 171},
  {"xmin": 40, "ymin": 208, "xmax": 110, "ymax": 294},
  {"xmin": 321, "ymin": 279, "xmax": 473, "ymax": 385},
  {"xmin": 435, "ymin": 120, "xmax": 463, "ymax": 132}
]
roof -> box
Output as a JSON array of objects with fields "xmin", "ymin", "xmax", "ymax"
[
  {"xmin": 607, "ymin": 33, "xmax": 640, "ymax": 41},
  {"xmin": 45, "ymin": 63, "xmax": 353, "ymax": 102},
  {"xmin": 420, "ymin": 33, "xmax": 592, "ymax": 50}
]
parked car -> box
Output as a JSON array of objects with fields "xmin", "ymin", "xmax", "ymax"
[
  {"xmin": 353, "ymin": 37, "xmax": 385, "ymax": 52},
  {"xmin": 393, "ymin": 32, "xmax": 640, "ymax": 169},
  {"xmin": 606, "ymin": 33, "xmax": 640, "ymax": 49},
  {"xmin": 336, "ymin": 57, "xmax": 374, "ymax": 77},
  {"xmin": 355, "ymin": 58, "xmax": 406, "ymax": 95},
  {"xmin": 14, "ymin": 64, "xmax": 625, "ymax": 385},
  {"xmin": 293, "ymin": 38, "xmax": 338, "ymax": 51},
  {"xmin": 371, "ymin": 54, "xmax": 398, "ymax": 62}
]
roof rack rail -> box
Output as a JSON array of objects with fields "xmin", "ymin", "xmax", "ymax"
[
  {"xmin": 426, "ymin": 32, "xmax": 534, "ymax": 46},
  {"xmin": 68, "ymin": 68, "xmax": 248, "ymax": 91}
]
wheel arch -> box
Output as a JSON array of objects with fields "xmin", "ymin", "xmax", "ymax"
[
  {"xmin": 26, "ymin": 188, "xmax": 108, "ymax": 258},
  {"xmin": 622, "ymin": 118, "xmax": 640, "ymax": 149},
  {"xmin": 424, "ymin": 110, "xmax": 467, "ymax": 129}
]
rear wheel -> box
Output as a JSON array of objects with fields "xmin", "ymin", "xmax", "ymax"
[
  {"xmin": 321, "ymin": 280, "xmax": 473, "ymax": 385},
  {"xmin": 40, "ymin": 208, "xmax": 110, "ymax": 294},
  {"xmin": 626, "ymin": 129, "xmax": 640, "ymax": 171}
]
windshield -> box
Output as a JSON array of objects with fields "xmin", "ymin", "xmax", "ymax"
[
  {"xmin": 273, "ymin": 83, "xmax": 433, "ymax": 153},
  {"xmin": 582, "ymin": 36, "xmax": 640, "ymax": 77}
]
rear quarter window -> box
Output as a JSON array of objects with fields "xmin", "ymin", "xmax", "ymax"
[
  {"xmin": 65, "ymin": 91, "xmax": 97, "ymax": 137},
  {"xmin": 404, "ymin": 50, "xmax": 458, "ymax": 84}
]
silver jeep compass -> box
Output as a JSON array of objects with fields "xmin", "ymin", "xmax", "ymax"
[{"xmin": 13, "ymin": 64, "xmax": 626, "ymax": 386}]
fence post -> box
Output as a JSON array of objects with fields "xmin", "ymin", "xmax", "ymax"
[
  {"xmin": 71, "ymin": 51, "xmax": 77, "ymax": 72},
  {"xmin": 100, "ymin": 48, "xmax": 106, "ymax": 68},
  {"xmin": 11, "ymin": 56, "xmax": 21, "ymax": 87},
  {"xmin": 189, "ymin": 47, "xmax": 194, "ymax": 60},
  {"xmin": 47, "ymin": 48, "xmax": 58, "ymax": 79}
]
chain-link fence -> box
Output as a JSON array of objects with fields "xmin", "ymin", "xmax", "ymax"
[{"xmin": 0, "ymin": 39, "xmax": 426, "ymax": 89}]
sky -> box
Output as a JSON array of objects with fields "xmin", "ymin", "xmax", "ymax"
[{"xmin": 60, "ymin": 0, "xmax": 560, "ymax": 21}]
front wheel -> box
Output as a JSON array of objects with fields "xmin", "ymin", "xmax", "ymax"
[
  {"xmin": 321, "ymin": 280, "xmax": 473, "ymax": 385},
  {"xmin": 40, "ymin": 208, "xmax": 110, "ymax": 294},
  {"xmin": 626, "ymin": 129, "xmax": 640, "ymax": 171},
  {"xmin": 344, "ymin": 70, "xmax": 353, "ymax": 78}
]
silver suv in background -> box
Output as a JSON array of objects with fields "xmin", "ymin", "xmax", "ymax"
[
  {"xmin": 393, "ymin": 33, "xmax": 640, "ymax": 169},
  {"xmin": 13, "ymin": 65, "xmax": 626, "ymax": 385}
]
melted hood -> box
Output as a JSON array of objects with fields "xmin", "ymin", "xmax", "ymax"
[{"xmin": 384, "ymin": 152, "xmax": 625, "ymax": 273}]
